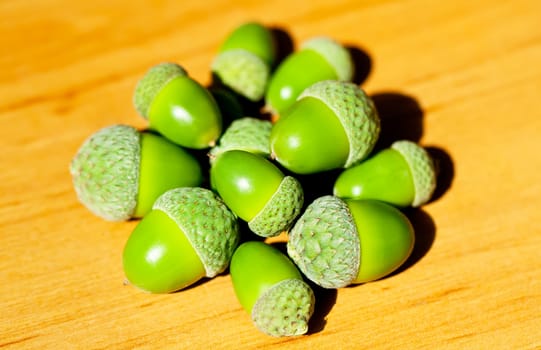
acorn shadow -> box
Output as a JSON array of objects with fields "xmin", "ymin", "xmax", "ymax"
[
  {"xmin": 346, "ymin": 45, "xmax": 372, "ymax": 86},
  {"xmin": 426, "ymin": 146, "xmax": 455, "ymax": 203},
  {"xmin": 269, "ymin": 26, "xmax": 294, "ymax": 68},
  {"xmin": 371, "ymin": 92, "xmax": 424, "ymax": 151}
]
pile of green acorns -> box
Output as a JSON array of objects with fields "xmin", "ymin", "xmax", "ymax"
[{"xmin": 70, "ymin": 22, "xmax": 437, "ymax": 337}]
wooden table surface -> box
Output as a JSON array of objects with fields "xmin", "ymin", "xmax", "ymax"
[{"xmin": 1, "ymin": 0, "xmax": 540, "ymax": 348}]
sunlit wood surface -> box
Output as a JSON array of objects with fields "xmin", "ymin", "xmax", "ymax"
[{"xmin": 1, "ymin": 0, "xmax": 540, "ymax": 348}]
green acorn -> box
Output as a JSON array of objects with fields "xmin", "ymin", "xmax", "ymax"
[
  {"xmin": 210, "ymin": 150, "xmax": 303, "ymax": 237},
  {"xmin": 70, "ymin": 125, "xmax": 203, "ymax": 221},
  {"xmin": 287, "ymin": 196, "xmax": 414, "ymax": 288},
  {"xmin": 211, "ymin": 22, "xmax": 276, "ymax": 101},
  {"xmin": 334, "ymin": 140, "xmax": 437, "ymax": 207},
  {"xmin": 270, "ymin": 80, "xmax": 380, "ymax": 174},
  {"xmin": 265, "ymin": 37, "xmax": 353, "ymax": 116},
  {"xmin": 208, "ymin": 117, "xmax": 272, "ymax": 163},
  {"xmin": 133, "ymin": 62, "xmax": 222, "ymax": 149},
  {"xmin": 230, "ymin": 241, "xmax": 315, "ymax": 337},
  {"xmin": 123, "ymin": 187, "xmax": 240, "ymax": 293}
]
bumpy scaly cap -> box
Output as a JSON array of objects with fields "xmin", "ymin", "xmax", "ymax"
[
  {"xmin": 211, "ymin": 49, "xmax": 270, "ymax": 101},
  {"xmin": 209, "ymin": 117, "xmax": 272, "ymax": 163},
  {"xmin": 287, "ymin": 195, "xmax": 360, "ymax": 288},
  {"xmin": 70, "ymin": 125, "xmax": 140, "ymax": 221},
  {"xmin": 299, "ymin": 80, "xmax": 380, "ymax": 168},
  {"xmin": 252, "ymin": 278, "xmax": 315, "ymax": 337},
  {"xmin": 248, "ymin": 176, "xmax": 304, "ymax": 237},
  {"xmin": 301, "ymin": 37, "xmax": 354, "ymax": 82},
  {"xmin": 391, "ymin": 140, "xmax": 437, "ymax": 207},
  {"xmin": 153, "ymin": 187, "xmax": 240, "ymax": 277},
  {"xmin": 133, "ymin": 62, "xmax": 187, "ymax": 118}
]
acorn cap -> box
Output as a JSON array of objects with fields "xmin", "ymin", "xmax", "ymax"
[
  {"xmin": 299, "ymin": 80, "xmax": 380, "ymax": 168},
  {"xmin": 301, "ymin": 37, "xmax": 353, "ymax": 82},
  {"xmin": 211, "ymin": 49, "xmax": 270, "ymax": 101},
  {"xmin": 209, "ymin": 117, "xmax": 272, "ymax": 163},
  {"xmin": 133, "ymin": 62, "xmax": 188, "ymax": 118},
  {"xmin": 287, "ymin": 195, "xmax": 360, "ymax": 288},
  {"xmin": 153, "ymin": 187, "xmax": 240, "ymax": 277},
  {"xmin": 70, "ymin": 125, "xmax": 140, "ymax": 221},
  {"xmin": 391, "ymin": 140, "xmax": 437, "ymax": 207},
  {"xmin": 248, "ymin": 176, "xmax": 304, "ymax": 237},
  {"xmin": 252, "ymin": 278, "xmax": 315, "ymax": 337}
]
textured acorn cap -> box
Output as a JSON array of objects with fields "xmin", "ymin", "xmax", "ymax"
[
  {"xmin": 133, "ymin": 62, "xmax": 188, "ymax": 118},
  {"xmin": 70, "ymin": 125, "xmax": 140, "ymax": 221},
  {"xmin": 301, "ymin": 37, "xmax": 353, "ymax": 82},
  {"xmin": 391, "ymin": 140, "xmax": 437, "ymax": 207},
  {"xmin": 153, "ymin": 187, "xmax": 240, "ymax": 277},
  {"xmin": 299, "ymin": 80, "xmax": 380, "ymax": 168},
  {"xmin": 248, "ymin": 176, "xmax": 304, "ymax": 237},
  {"xmin": 287, "ymin": 195, "xmax": 360, "ymax": 289},
  {"xmin": 252, "ymin": 278, "xmax": 315, "ymax": 337},
  {"xmin": 209, "ymin": 117, "xmax": 272, "ymax": 163},
  {"xmin": 211, "ymin": 49, "xmax": 270, "ymax": 101}
]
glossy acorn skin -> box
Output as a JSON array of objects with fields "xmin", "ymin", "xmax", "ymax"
[
  {"xmin": 270, "ymin": 96, "xmax": 350, "ymax": 174},
  {"xmin": 210, "ymin": 150, "xmax": 284, "ymax": 222},
  {"xmin": 133, "ymin": 132, "xmax": 204, "ymax": 217},
  {"xmin": 123, "ymin": 209, "xmax": 206, "ymax": 293},
  {"xmin": 346, "ymin": 199, "xmax": 415, "ymax": 283},
  {"xmin": 218, "ymin": 22, "xmax": 276, "ymax": 66},
  {"xmin": 148, "ymin": 75, "xmax": 222, "ymax": 149},
  {"xmin": 333, "ymin": 148, "xmax": 415, "ymax": 207},
  {"xmin": 230, "ymin": 241, "xmax": 303, "ymax": 313},
  {"xmin": 265, "ymin": 49, "xmax": 337, "ymax": 115},
  {"xmin": 230, "ymin": 241, "xmax": 315, "ymax": 337}
]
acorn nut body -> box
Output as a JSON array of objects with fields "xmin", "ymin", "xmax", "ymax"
[
  {"xmin": 287, "ymin": 196, "xmax": 414, "ymax": 288},
  {"xmin": 70, "ymin": 125, "xmax": 204, "ymax": 221},
  {"xmin": 334, "ymin": 140, "xmax": 437, "ymax": 207},
  {"xmin": 230, "ymin": 241, "xmax": 315, "ymax": 337},
  {"xmin": 211, "ymin": 22, "xmax": 276, "ymax": 101},
  {"xmin": 210, "ymin": 150, "xmax": 303, "ymax": 237},
  {"xmin": 265, "ymin": 37, "xmax": 353, "ymax": 116},
  {"xmin": 123, "ymin": 187, "xmax": 240, "ymax": 293},
  {"xmin": 134, "ymin": 62, "xmax": 222, "ymax": 149},
  {"xmin": 270, "ymin": 80, "xmax": 380, "ymax": 174}
]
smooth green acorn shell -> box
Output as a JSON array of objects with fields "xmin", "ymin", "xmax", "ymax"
[
  {"xmin": 212, "ymin": 22, "xmax": 275, "ymax": 101},
  {"xmin": 230, "ymin": 241, "xmax": 315, "ymax": 337},
  {"xmin": 134, "ymin": 62, "xmax": 222, "ymax": 149},
  {"xmin": 299, "ymin": 80, "xmax": 380, "ymax": 168},
  {"xmin": 209, "ymin": 117, "xmax": 272, "ymax": 163},
  {"xmin": 333, "ymin": 147, "xmax": 415, "ymax": 207},
  {"xmin": 152, "ymin": 187, "xmax": 240, "ymax": 278},
  {"xmin": 391, "ymin": 140, "xmax": 437, "ymax": 207},
  {"xmin": 211, "ymin": 150, "xmax": 303, "ymax": 237},
  {"xmin": 287, "ymin": 195, "xmax": 360, "ymax": 288},
  {"xmin": 70, "ymin": 125, "xmax": 140, "ymax": 221},
  {"xmin": 288, "ymin": 196, "xmax": 415, "ymax": 288},
  {"xmin": 264, "ymin": 37, "xmax": 353, "ymax": 115},
  {"xmin": 133, "ymin": 62, "xmax": 187, "ymax": 118}
]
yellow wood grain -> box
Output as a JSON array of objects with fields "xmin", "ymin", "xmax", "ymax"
[{"xmin": 1, "ymin": 0, "xmax": 540, "ymax": 348}]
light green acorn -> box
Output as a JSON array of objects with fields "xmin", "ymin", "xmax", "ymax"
[
  {"xmin": 70, "ymin": 125, "xmax": 203, "ymax": 221},
  {"xmin": 208, "ymin": 117, "xmax": 272, "ymax": 163},
  {"xmin": 211, "ymin": 22, "xmax": 276, "ymax": 101},
  {"xmin": 270, "ymin": 80, "xmax": 380, "ymax": 174},
  {"xmin": 334, "ymin": 140, "xmax": 437, "ymax": 207},
  {"xmin": 133, "ymin": 62, "xmax": 222, "ymax": 149},
  {"xmin": 265, "ymin": 37, "xmax": 353, "ymax": 116},
  {"xmin": 123, "ymin": 187, "xmax": 240, "ymax": 293},
  {"xmin": 230, "ymin": 241, "xmax": 315, "ymax": 337},
  {"xmin": 287, "ymin": 196, "xmax": 414, "ymax": 288},
  {"xmin": 210, "ymin": 150, "xmax": 303, "ymax": 237}
]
